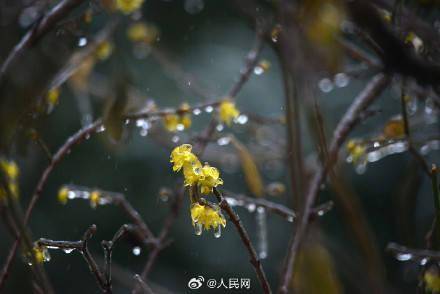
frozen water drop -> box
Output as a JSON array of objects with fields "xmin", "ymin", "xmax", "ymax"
[
  {"xmin": 193, "ymin": 108, "xmax": 201, "ymax": 115},
  {"xmin": 172, "ymin": 135, "xmax": 180, "ymax": 143},
  {"xmin": 235, "ymin": 114, "xmax": 248, "ymax": 125},
  {"xmin": 247, "ymin": 203, "xmax": 256, "ymax": 213},
  {"xmin": 63, "ymin": 248, "xmax": 75, "ymax": 254},
  {"xmin": 318, "ymin": 78, "xmax": 333, "ymax": 93},
  {"xmin": 132, "ymin": 246, "xmax": 141, "ymax": 256},
  {"xmin": 176, "ymin": 124, "xmax": 185, "ymax": 131},
  {"xmin": 96, "ymin": 125, "xmax": 106, "ymax": 133},
  {"xmin": 213, "ymin": 225, "xmax": 222, "ymax": 238},
  {"xmin": 216, "ymin": 124, "xmax": 224, "ymax": 132},
  {"xmin": 287, "ymin": 215, "xmax": 294, "ymax": 222},
  {"xmin": 205, "ymin": 106, "xmax": 214, "ymax": 113},
  {"xmin": 78, "ymin": 37, "xmax": 87, "ymax": 47},
  {"xmin": 194, "ymin": 223, "xmax": 203, "ymax": 236},
  {"xmin": 334, "ymin": 73, "xmax": 349, "ymax": 88},
  {"xmin": 217, "ymin": 137, "xmax": 231, "ymax": 146},
  {"xmin": 254, "ymin": 66, "xmax": 264, "ymax": 75},
  {"xmin": 396, "ymin": 253, "xmax": 413, "ymax": 261}
]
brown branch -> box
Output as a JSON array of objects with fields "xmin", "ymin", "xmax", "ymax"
[
  {"xmin": 387, "ymin": 242, "xmax": 440, "ymax": 261},
  {"xmin": 214, "ymin": 188, "xmax": 272, "ymax": 294},
  {"xmin": 278, "ymin": 73, "xmax": 391, "ymax": 294},
  {"xmin": 0, "ymin": 0, "xmax": 86, "ymax": 79}
]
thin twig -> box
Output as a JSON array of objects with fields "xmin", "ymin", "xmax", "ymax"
[
  {"xmin": 133, "ymin": 274, "xmax": 155, "ymax": 294},
  {"xmin": 214, "ymin": 188, "xmax": 272, "ymax": 294},
  {"xmin": 278, "ymin": 73, "xmax": 390, "ymax": 294},
  {"xmin": 0, "ymin": 0, "xmax": 86, "ymax": 79},
  {"xmin": 387, "ymin": 242, "xmax": 440, "ymax": 261}
]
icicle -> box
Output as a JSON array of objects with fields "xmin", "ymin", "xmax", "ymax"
[
  {"xmin": 194, "ymin": 222, "xmax": 203, "ymax": 236},
  {"xmin": 256, "ymin": 207, "xmax": 268, "ymax": 259},
  {"xmin": 213, "ymin": 225, "xmax": 222, "ymax": 238}
]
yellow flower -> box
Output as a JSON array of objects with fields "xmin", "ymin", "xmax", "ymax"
[
  {"xmin": 163, "ymin": 114, "xmax": 179, "ymax": 132},
  {"xmin": 178, "ymin": 102, "xmax": 192, "ymax": 130},
  {"xmin": 90, "ymin": 191, "xmax": 101, "ymax": 208},
  {"xmin": 346, "ymin": 139, "xmax": 366, "ymax": 164},
  {"xmin": 425, "ymin": 268, "xmax": 440, "ymax": 293},
  {"xmin": 218, "ymin": 99, "xmax": 239, "ymax": 126},
  {"xmin": 190, "ymin": 203, "xmax": 226, "ymax": 231},
  {"xmin": 32, "ymin": 245, "xmax": 50, "ymax": 264},
  {"xmin": 183, "ymin": 160, "xmax": 202, "ymax": 187},
  {"xmin": 383, "ymin": 117, "xmax": 405, "ymax": 139},
  {"xmin": 127, "ymin": 22, "xmax": 158, "ymax": 44},
  {"xmin": 95, "ymin": 41, "xmax": 113, "ymax": 60},
  {"xmin": 0, "ymin": 159, "xmax": 19, "ymax": 180},
  {"xmin": 115, "ymin": 0, "xmax": 144, "ymax": 14},
  {"xmin": 46, "ymin": 88, "xmax": 60, "ymax": 107},
  {"xmin": 58, "ymin": 187, "xmax": 69, "ymax": 205},
  {"xmin": 198, "ymin": 164, "xmax": 223, "ymax": 194},
  {"xmin": 170, "ymin": 144, "xmax": 196, "ymax": 172}
]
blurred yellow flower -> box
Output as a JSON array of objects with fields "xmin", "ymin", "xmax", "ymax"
[
  {"xmin": 425, "ymin": 268, "xmax": 440, "ymax": 292},
  {"xmin": 346, "ymin": 139, "xmax": 366, "ymax": 164},
  {"xmin": 58, "ymin": 187, "xmax": 69, "ymax": 205},
  {"xmin": 163, "ymin": 114, "xmax": 179, "ymax": 132},
  {"xmin": 219, "ymin": 99, "xmax": 239, "ymax": 126},
  {"xmin": 46, "ymin": 88, "xmax": 60, "ymax": 107},
  {"xmin": 90, "ymin": 191, "xmax": 101, "ymax": 208},
  {"xmin": 190, "ymin": 203, "xmax": 226, "ymax": 230},
  {"xmin": 115, "ymin": 0, "xmax": 144, "ymax": 14},
  {"xmin": 199, "ymin": 164, "xmax": 223, "ymax": 194},
  {"xmin": 127, "ymin": 22, "xmax": 159, "ymax": 44},
  {"xmin": 95, "ymin": 41, "xmax": 113, "ymax": 60},
  {"xmin": 0, "ymin": 159, "xmax": 18, "ymax": 180}
]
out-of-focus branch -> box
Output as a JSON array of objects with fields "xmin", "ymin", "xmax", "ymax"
[
  {"xmin": 214, "ymin": 188, "xmax": 272, "ymax": 294},
  {"xmin": 133, "ymin": 274, "xmax": 155, "ymax": 294},
  {"xmin": 0, "ymin": 0, "xmax": 86, "ymax": 79},
  {"xmin": 278, "ymin": 73, "xmax": 390, "ymax": 294},
  {"xmin": 387, "ymin": 242, "xmax": 440, "ymax": 261}
]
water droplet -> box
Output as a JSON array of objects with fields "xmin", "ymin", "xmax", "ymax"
[
  {"xmin": 67, "ymin": 191, "xmax": 77, "ymax": 200},
  {"xmin": 213, "ymin": 225, "xmax": 222, "ymax": 238},
  {"xmin": 334, "ymin": 73, "xmax": 349, "ymax": 88},
  {"xmin": 318, "ymin": 78, "xmax": 333, "ymax": 93},
  {"xmin": 172, "ymin": 135, "xmax": 180, "ymax": 143},
  {"xmin": 132, "ymin": 246, "xmax": 141, "ymax": 256},
  {"xmin": 85, "ymin": 134, "xmax": 90, "ymax": 140},
  {"xmin": 355, "ymin": 162, "xmax": 367, "ymax": 174},
  {"xmin": 96, "ymin": 125, "xmax": 106, "ymax": 133},
  {"xmin": 78, "ymin": 37, "xmax": 87, "ymax": 47},
  {"xmin": 140, "ymin": 129, "xmax": 148, "ymax": 136},
  {"xmin": 287, "ymin": 215, "xmax": 294, "ymax": 222},
  {"xmin": 205, "ymin": 106, "xmax": 213, "ymax": 113},
  {"xmin": 193, "ymin": 108, "xmax": 201, "ymax": 115},
  {"xmin": 178, "ymin": 123, "xmax": 187, "ymax": 131},
  {"xmin": 246, "ymin": 203, "xmax": 256, "ymax": 212},
  {"xmin": 254, "ymin": 66, "xmax": 264, "ymax": 75},
  {"xmin": 317, "ymin": 210, "xmax": 325, "ymax": 216},
  {"xmin": 217, "ymin": 136, "xmax": 231, "ymax": 146},
  {"xmin": 194, "ymin": 223, "xmax": 203, "ymax": 236},
  {"xmin": 216, "ymin": 124, "xmax": 224, "ymax": 132},
  {"xmin": 234, "ymin": 114, "xmax": 248, "ymax": 125},
  {"xmin": 420, "ymin": 258, "xmax": 429, "ymax": 265},
  {"xmin": 396, "ymin": 253, "xmax": 413, "ymax": 261},
  {"xmin": 63, "ymin": 248, "xmax": 75, "ymax": 254},
  {"xmin": 19, "ymin": 6, "xmax": 39, "ymax": 28}
]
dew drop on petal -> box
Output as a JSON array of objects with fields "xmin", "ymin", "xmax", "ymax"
[
  {"xmin": 213, "ymin": 225, "xmax": 222, "ymax": 238},
  {"xmin": 194, "ymin": 223, "xmax": 203, "ymax": 236}
]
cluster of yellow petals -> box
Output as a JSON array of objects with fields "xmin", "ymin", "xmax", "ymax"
[
  {"xmin": 346, "ymin": 139, "xmax": 367, "ymax": 164},
  {"xmin": 115, "ymin": 0, "xmax": 144, "ymax": 14},
  {"xmin": 163, "ymin": 103, "xmax": 192, "ymax": 132},
  {"xmin": 218, "ymin": 99, "xmax": 240, "ymax": 126},
  {"xmin": 127, "ymin": 22, "xmax": 159, "ymax": 44},
  {"xmin": 32, "ymin": 244, "xmax": 50, "ymax": 264},
  {"xmin": 425, "ymin": 268, "xmax": 440, "ymax": 293},
  {"xmin": 0, "ymin": 159, "xmax": 19, "ymax": 200},
  {"xmin": 190, "ymin": 203, "xmax": 226, "ymax": 231},
  {"xmin": 95, "ymin": 41, "xmax": 113, "ymax": 61},
  {"xmin": 170, "ymin": 144, "xmax": 223, "ymax": 193}
]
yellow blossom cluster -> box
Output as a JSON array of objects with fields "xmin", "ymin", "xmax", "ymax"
[
  {"xmin": 170, "ymin": 144, "xmax": 226, "ymax": 234},
  {"xmin": 32, "ymin": 244, "xmax": 50, "ymax": 264},
  {"xmin": 127, "ymin": 22, "xmax": 159, "ymax": 44},
  {"xmin": 57, "ymin": 186, "xmax": 102, "ymax": 208},
  {"xmin": 170, "ymin": 144, "xmax": 223, "ymax": 193},
  {"xmin": 425, "ymin": 267, "xmax": 440, "ymax": 293},
  {"xmin": 190, "ymin": 203, "xmax": 226, "ymax": 231},
  {"xmin": 163, "ymin": 103, "xmax": 192, "ymax": 132},
  {"xmin": 218, "ymin": 99, "xmax": 240, "ymax": 126},
  {"xmin": 346, "ymin": 139, "xmax": 367, "ymax": 165},
  {"xmin": 0, "ymin": 159, "xmax": 19, "ymax": 200},
  {"xmin": 115, "ymin": 0, "xmax": 144, "ymax": 14}
]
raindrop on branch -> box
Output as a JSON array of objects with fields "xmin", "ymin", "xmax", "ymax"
[{"xmin": 132, "ymin": 246, "xmax": 141, "ymax": 256}]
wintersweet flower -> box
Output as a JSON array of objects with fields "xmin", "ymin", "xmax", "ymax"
[
  {"xmin": 190, "ymin": 203, "xmax": 226, "ymax": 231},
  {"xmin": 58, "ymin": 187, "xmax": 69, "ymax": 205},
  {"xmin": 170, "ymin": 144, "xmax": 198, "ymax": 172},
  {"xmin": 0, "ymin": 159, "xmax": 18, "ymax": 180},
  {"xmin": 115, "ymin": 0, "xmax": 144, "ymax": 14},
  {"xmin": 89, "ymin": 191, "xmax": 101, "ymax": 208},
  {"xmin": 219, "ymin": 99, "xmax": 239, "ymax": 125},
  {"xmin": 198, "ymin": 164, "xmax": 223, "ymax": 194},
  {"xmin": 183, "ymin": 160, "xmax": 202, "ymax": 187},
  {"xmin": 163, "ymin": 114, "xmax": 179, "ymax": 132}
]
